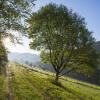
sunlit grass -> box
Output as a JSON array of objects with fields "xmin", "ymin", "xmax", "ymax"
[
  {"xmin": 11, "ymin": 63, "xmax": 43, "ymax": 100},
  {"xmin": 10, "ymin": 62, "xmax": 100, "ymax": 100},
  {"xmin": 0, "ymin": 74, "xmax": 8, "ymax": 100}
]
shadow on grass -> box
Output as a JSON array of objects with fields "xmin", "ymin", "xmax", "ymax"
[
  {"xmin": 50, "ymin": 79, "xmax": 92, "ymax": 100},
  {"xmin": 51, "ymin": 79, "xmax": 73, "ymax": 94}
]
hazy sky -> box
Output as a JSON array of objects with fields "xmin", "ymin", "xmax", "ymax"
[{"xmin": 5, "ymin": 0, "xmax": 100, "ymax": 54}]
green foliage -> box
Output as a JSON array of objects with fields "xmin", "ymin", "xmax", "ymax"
[
  {"xmin": 70, "ymin": 47, "xmax": 99, "ymax": 76},
  {"xmin": 0, "ymin": 0, "xmax": 35, "ymax": 40},
  {"xmin": 0, "ymin": 41, "xmax": 6, "ymax": 57},
  {"xmin": 0, "ymin": 40, "xmax": 7, "ymax": 74},
  {"xmin": 27, "ymin": 3, "xmax": 99, "ymax": 81}
]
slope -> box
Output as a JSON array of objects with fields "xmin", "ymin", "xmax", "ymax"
[{"xmin": 6, "ymin": 61, "xmax": 100, "ymax": 100}]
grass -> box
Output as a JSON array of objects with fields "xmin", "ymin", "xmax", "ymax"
[
  {"xmin": 11, "ymin": 63, "xmax": 43, "ymax": 100},
  {"xmin": 0, "ymin": 74, "xmax": 8, "ymax": 100},
  {"xmin": 9, "ymin": 61, "xmax": 100, "ymax": 100},
  {"xmin": 0, "ymin": 61, "xmax": 100, "ymax": 100}
]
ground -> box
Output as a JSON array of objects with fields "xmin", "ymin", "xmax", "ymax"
[{"xmin": 0, "ymin": 61, "xmax": 100, "ymax": 100}]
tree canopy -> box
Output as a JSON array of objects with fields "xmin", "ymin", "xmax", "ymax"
[
  {"xmin": 27, "ymin": 3, "xmax": 99, "ymax": 82},
  {"xmin": 0, "ymin": 0, "xmax": 35, "ymax": 40}
]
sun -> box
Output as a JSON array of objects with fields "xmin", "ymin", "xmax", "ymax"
[{"xmin": 4, "ymin": 38, "xmax": 12, "ymax": 46}]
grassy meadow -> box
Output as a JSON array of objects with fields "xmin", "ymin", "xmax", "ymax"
[
  {"xmin": 0, "ymin": 62, "xmax": 100, "ymax": 100},
  {"xmin": 8, "ymin": 62, "xmax": 100, "ymax": 100}
]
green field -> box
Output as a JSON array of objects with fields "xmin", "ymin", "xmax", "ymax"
[{"xmin": 0, "ymin": 62, "xmax": 100, "ymax": 100}]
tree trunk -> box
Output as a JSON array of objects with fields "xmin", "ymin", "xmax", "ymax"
[{"xmin": 55, "ymin": 72, "xmax": 59, "ymax": 83}]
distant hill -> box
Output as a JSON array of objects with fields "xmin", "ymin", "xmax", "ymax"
[
  {"xmin": 8, "ymin": 52, "xmax": 40, "ymax": 64},
  {"xmin": 8, "ymin": 52, "xmax": 54, "ymax": 72},
  {"xmin": 94, "ymin": 41, "xmax": 100, "ymax": 55}
]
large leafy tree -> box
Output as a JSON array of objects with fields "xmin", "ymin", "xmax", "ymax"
[{"xmin": 27, "ymin": 3, "xmax": 99, "ymax": 82}]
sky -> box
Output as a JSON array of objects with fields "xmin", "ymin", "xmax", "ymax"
[{"xmin": 5, "ymin": 0, "xmax": 100, "ymax": 54}]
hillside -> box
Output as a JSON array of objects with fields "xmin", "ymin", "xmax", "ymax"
[
  {"xmin": 0, "ymin": 62, "xmax": 100, "ymax": 100},
  {"xmin": 94, "ymin": 41, "xmax": 100, "ymax": 54}
]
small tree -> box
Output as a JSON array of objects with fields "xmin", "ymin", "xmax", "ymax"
[
  {"xmin": 0, "ymin": 40, "xmax": 7, "ymax": 74},
  {"xmin": 25, "ymin": 61, "xmax": 29, "ymax": 65},
  {"xmin": 27, "ymin": 3, "xmax": 99, "ymax": 82}
]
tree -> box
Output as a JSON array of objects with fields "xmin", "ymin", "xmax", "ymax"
[
  {"xmin": 0, "ymin": 0, "xmax": 35, "ymax": 41},
  {"xmin": 25, "ymin": 61, "xmax": 29, "ymax": 65},
  {"xmin": 27, "ymin": 3, "xmax": 99, "ymax": 82}
]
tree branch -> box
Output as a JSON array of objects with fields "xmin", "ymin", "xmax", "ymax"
[{"xmin": 59, "ymin": 67, "xmax": 75, "ymax": 77}]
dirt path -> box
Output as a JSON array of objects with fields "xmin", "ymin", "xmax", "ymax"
[{"xmin": 6, "ymin": 64, "xmax": 14, "ymax": 100}]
